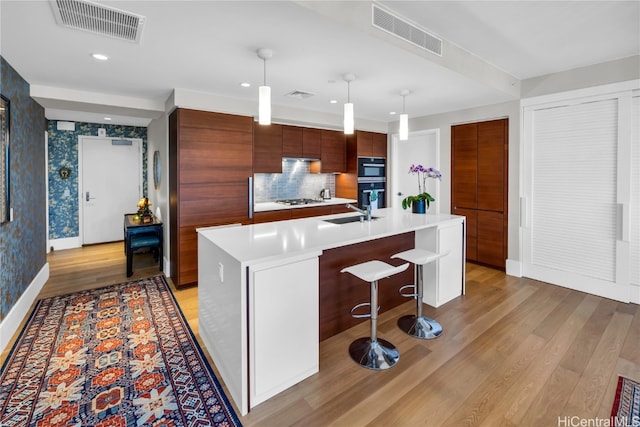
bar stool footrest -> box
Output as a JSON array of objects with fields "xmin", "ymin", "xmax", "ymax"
[
  {"xmin": 398, "ymin": 315, "xmax": 443, "ymax": 339},
  {"xmin": 350, "ymin": 303, "xmax": 380, "ymax": 319},
  {"xmin": 398, "ymin": 284, "xmax": 417, "ymax": 298},
  {"xmin": 349, "ymin": 337, "xmax": 399, "ymax": 370}
]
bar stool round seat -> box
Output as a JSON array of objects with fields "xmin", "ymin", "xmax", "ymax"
[
  {"xmin": 341, "ymin": 260, "xmax": 409, "ymax": 370},
  {"xmin": 391, "ymin": 248, "xmax": 449, "ymax": 340}
]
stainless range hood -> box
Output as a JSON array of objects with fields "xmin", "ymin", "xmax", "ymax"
[{"xmin": 282, "ymin": 157, "xmax": 320, "ymax": 162}]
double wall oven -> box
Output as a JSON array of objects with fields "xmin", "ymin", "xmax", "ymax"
[{"xmin": 357, "ymin": 157, "xmax": 386, "ymax": 209}]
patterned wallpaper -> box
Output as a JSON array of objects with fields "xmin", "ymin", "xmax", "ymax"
[
  {"xmin": 0, "ymin": 56, "xmax": 47, "ymax": 322},
  {"xmin": 48, "ymin": 121, "xmax": 147, "ymax": 239}
]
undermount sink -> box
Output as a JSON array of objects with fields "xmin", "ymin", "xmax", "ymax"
[{"xmin": 322, "ymin": 215, "xmax": 379, "ymax": 225}]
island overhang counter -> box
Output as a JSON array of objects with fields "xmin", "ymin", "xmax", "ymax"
[{"xmin": 197, "ymin": 207, "xmax": 466, "ymax": 415}]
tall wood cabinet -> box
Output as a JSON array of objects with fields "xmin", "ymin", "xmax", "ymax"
[
  {"xmin": 169, "ymin": 108, "xmax": 254, "ymax": 286},
  {"xmin": 336, "ymin": 130, "xmax": 387, "ymax": 201},
  {"xmin": 451, "ymin": 118, "xmax": 508, "ymax": 270}
]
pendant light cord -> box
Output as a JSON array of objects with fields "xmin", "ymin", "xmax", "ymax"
[{"xmin": 263, "ymin": 59, "xmax": 267, "ymax": 86}]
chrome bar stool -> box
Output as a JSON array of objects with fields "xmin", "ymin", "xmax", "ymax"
[
  {"xmin": 341, "ymin": 260, "xmax": 410, "ymax": 370},
  {"xmin": 391, "ymin": 248, "xmax": 450, "ymax": 339}
]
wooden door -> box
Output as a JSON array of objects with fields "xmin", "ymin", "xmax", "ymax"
[
  {"xmin": 477, "ymin": 211, "xmax": 504, "ymax": 268},
  {"xmin": 282, "ymin": 125, "xmax": 302, "ymax": 158},
  {"xmin": 477, "ymin": 120, "xmax": 505, "ymax": 212},
  {"xmin": 254, "ymin": 123, "xmax": 282, "ymax": 173},
  {"xmin": 371, "ymin": 132, "xmax": 387, "ymax": 158},
  {"xmin": 356, "ymin": 131, "xmax": 373, "ymax": 157},
  {"xmin": 452, "ymin": 123, "xmax": 478, "ymax": 210},
  {"xmin": 319, "ymin": 130, "xmax": 345, "ymax": 173},
  {"xmin": 451, "ymin": 118, "xmax": 508, "ymax": 270},
  {"xmin": 302, "ymin": 128, "xmax": 322, "ymax": 159}
]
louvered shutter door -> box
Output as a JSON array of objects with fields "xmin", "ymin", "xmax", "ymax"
[
  {"xmin": 631, "ymin": 95, "xmax": 640, "ymax": 286},
  {"xmin": 530, "ymin": 99, "xmax": 618, "ymax": 282}
]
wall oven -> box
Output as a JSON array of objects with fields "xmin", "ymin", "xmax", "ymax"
[
  {"xmin": 358, "ymin": 179, "xmax": 386, "ymax": 210},
  {"xmin": 357, "ymin": 157, "xmax": 386, "ymax": 179}
]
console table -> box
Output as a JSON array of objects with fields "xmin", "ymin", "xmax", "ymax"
[{"xmin": 124, "ymin": 214, "xmax": 163, "ymax": 277}]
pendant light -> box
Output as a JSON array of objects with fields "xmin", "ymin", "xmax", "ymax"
[
  {"xmin": 399, "ymin": 89, "xmax": 410, "ymax": 141},
  {"xmin": 343, "ymin": 73, "xmax": 356, "ymax": 135},
  {"xmin": 257, "ymin": 48, "xmax": 273, "ymax": 125}
]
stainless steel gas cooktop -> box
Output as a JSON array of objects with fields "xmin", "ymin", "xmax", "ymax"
[{"xmin": 275, "ymin": 198, "xmax": 324, "ymax": 206}]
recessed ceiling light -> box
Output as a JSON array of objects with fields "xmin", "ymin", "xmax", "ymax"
[
  {"xmin": 389, "ymin": 111, "xmax": 397, "ymax": 115},
  {"xmin": 92, "ymin": 53, "xmax": 109, "ymax": 61},
  {"xmin": 329, "ymin": 100, "xmax": 337, "ymax": 104},
  {"xmin": 104, "ymin": 117, "xmax": 112, "ymax": 121},
  {"xmin": 241, "ymin": 82, "xmax": 251, "ymax": 88}
]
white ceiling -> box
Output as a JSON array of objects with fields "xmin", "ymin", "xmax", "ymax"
[{"xmin": 1, "ymin": 1, "xmax": 638, "ymax": 127}]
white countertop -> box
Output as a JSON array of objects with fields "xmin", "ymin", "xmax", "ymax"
[
  {"xmin": 254, "ymin": 197, "xmax": 357, "ymax": 212},
  {"xmin": 199, "ymin": 207, "xmax": 465, "ymax": 265}
]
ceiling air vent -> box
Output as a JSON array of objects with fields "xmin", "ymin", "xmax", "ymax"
[
  {"xmin": 372, "ymin": 3, "xmax": 442, "ymax": 56},
  {"xmin": 50, "ymin": 0, "xmax": 145, "ymax": 43},
  {"xmin": 285, "ymin": 90, "xmax": 315, "ymax": 100}
]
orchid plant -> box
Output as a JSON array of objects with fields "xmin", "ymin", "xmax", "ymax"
[{"xmin": 401, "ymin": 164, "xmax": 442, "ymax": 210}]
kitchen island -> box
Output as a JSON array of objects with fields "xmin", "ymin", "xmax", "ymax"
[{"xmin": 197, "ymin": 207, "xmax": 465, "ymax": 414}]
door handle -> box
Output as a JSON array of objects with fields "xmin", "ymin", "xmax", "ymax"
[
  {"xmin": 86, "ymin": 191, "xmax": 96, "ymax": 202},
  {"xmin": 397, "ymin": 192, "xmax": 403, "ymax": 196}
]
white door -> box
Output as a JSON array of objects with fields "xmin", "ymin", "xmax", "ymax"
[
  {"xmin": 80, "ymin": 136, "xmax": 142, "ymax": 244},
  {"xmin": 390, "ymin": 129, "xmax": 440, "ymax": 211},
  {"xmin": 521, "ymin": 88, "xmax": 638, "ymax": 303}
]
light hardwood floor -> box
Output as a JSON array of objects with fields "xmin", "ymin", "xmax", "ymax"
[{"xmin": 2, "ymin": 242, "xmax": 639, "ymax": 426}]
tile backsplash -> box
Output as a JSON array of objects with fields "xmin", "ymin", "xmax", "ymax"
[{"xmin": 254, "ymin": 159, "xmax": 335, "ymax": 202}]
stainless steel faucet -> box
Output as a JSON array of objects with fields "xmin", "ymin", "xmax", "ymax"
[{"xmin": 345, "ymin": 203, "xmax": 372, "ymax": 221}]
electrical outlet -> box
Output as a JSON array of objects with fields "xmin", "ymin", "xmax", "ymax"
[{"xmin": 218, "ymin": 262, "xmax": 224, "ymax": 283}]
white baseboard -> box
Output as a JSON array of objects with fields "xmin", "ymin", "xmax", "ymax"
[
  {"xmin": 631, "ymin": 283, "xmax": 640, "ymax": 305},
  {"xmin": 49, "ymin": 237, "xmax": 81, "ymax": 251},
  {"xmin": 506, "ymin": 259, "xmax": 522, "ymax": 277},
  {"xmin": 0, "ymin": 263, "xmax": 50, "ymax": 355}
]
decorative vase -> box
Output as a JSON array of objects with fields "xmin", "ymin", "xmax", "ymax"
[{"xmin": 412, "ymin": 199, "xmax": 426, "ymax": 214}]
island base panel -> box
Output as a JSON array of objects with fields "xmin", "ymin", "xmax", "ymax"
[{"xmin": 319, "ymin": 232, "xmax": 415, "ymax": 341}]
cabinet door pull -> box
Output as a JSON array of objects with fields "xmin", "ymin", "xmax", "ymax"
[{"xmin": 248, "ymin": 177, "xmax": 254, "ymax": 219}]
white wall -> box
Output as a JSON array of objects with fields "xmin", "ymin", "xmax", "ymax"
[
  {"xmin": 396, "ymin": 55, "xmax": 640, "ymax": 273},
  {"xmin": 521, "ymin": 56, "xmax": 640, "ymax": 99},
  {"xmin": 146, "ymin": 112, "xmax": 169, "ymax": 274}
]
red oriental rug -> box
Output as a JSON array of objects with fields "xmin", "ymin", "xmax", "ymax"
[
  {"xmin": 611, "ymin": 376, "xmax": 640, "ymax": 425},
  {"xmin": 0, "ymin": 275, "xmax": 242, "ymax": 426}
]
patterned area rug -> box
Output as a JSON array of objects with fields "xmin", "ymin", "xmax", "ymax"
[
  {"xmin": 0, "ymin": 275, "xmax": 242, "ymax": 426},
  {"xmin": 611, "ymin": 376, "xmax": 640, "ymax": 425}
]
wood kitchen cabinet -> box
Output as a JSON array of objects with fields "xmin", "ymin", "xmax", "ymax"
[
  {"xmin": 336, "ymin": 130, "xmax": 387, "ymax": 201},
  {"xmin": 352, "ymin": 130, "xmax": 387, "ymax": 158},
  {"xmin": 311, "ymin": 130, "xmax": 346, "ymax": 173},
  {"xmin": 282, "ymin": 125, "xmax": 322, "ymax": 159},
  {"xmin": 254, "ymin": 204, "xmax": 341, "ymax": 223},
  {"xmin": 254, "ymin": 122, "xmax": 282, "ymax": 173},
  {"xmin": 253, "ymin": 209, "xmax": 292, "ymax": 224},
  {"xmin": 290, "ymin": 205, "xmax": 332, "ymax": 219},
  {"xmin": 169, "ymin": 108, "xmax": 253, "ymax": 286},
  {"xmin": 451, "ymin": 118, "xmax": 508, "ymax": 270}
]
